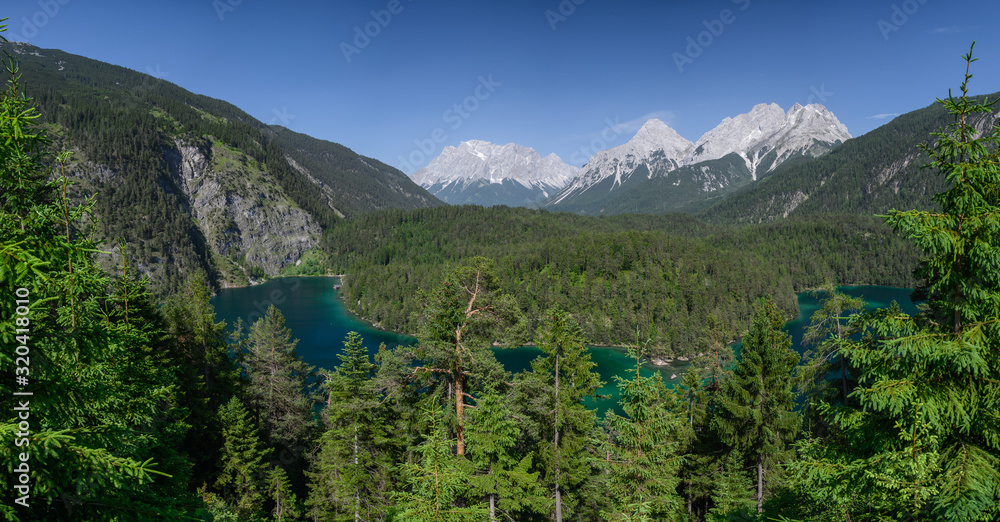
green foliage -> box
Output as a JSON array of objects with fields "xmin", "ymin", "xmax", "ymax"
[
  {"xmin": 526, "ymin": 307, "xmax": 604, "ymax": 520},
  {"xmin": 601, "ymin": 354, "xmax": 685, "ymax": 521},
  {"xmin": 416, "ymin": 256, "xmax": 522, "ymax": 456},
  {"xmin": 466, "ymin": 388, "xmax": 546, "ymax": 520},
  {"xmin": 393, "ymin": 404, "xmax": 485, "ymax": 522},
  {"xmin": 794, "ymin": 281, "xmax": 866, "ymax": 432},
  {"xmin": 0, "ymin": 21, "xmax": 197, "ymax": 519},
  {"xmin": 307, "ymin": 332, "xmax": 392, "ymax": 522},
  {"xmin": 241, "ymin": 305, "xmax": 317, "ymax": 451},
  {"xmin": 214, "ymin": 396, "xmax": 269, "ymax": 519},
  {"xmin": 791, "ymin": 44, "xmax": 1000, "ymax": 522},
  {"xmin": 713, "ymin": 297, "xmax": 801, "ymax": 513},
  {"xmin": 266, "ymin": 467, "xmax": 302, "ymax": 522}
]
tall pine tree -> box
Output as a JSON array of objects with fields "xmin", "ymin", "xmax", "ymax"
[
  {"xmin": 712, "ymin": 297, "xmax": 800, "ymax": 514},
  {"xmin": 794, "ymin": 43, "xmax": 1000, "ymax": 521}
]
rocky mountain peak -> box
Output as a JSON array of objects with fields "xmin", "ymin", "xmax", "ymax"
[{"xmin": 410, "ymin": 140, "xmax": 578, "ymax": 206}]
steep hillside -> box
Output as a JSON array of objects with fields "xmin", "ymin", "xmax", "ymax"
[{"xmin": 3, "ymin": 41, "xmax": 439, "ymax": 291}]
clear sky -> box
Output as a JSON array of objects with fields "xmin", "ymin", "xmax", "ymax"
[{"xmin": 3, "ymin": 0, "xmax": 998, "ymax": 173}]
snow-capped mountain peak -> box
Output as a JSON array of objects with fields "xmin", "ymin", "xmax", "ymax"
[
  {"xmin": 546, "ymin": 103, "xmax": 851, "ymax": 213},
  {"xmin": 410, "ymin": 140, "xmax": 578, "ymax": 206}
]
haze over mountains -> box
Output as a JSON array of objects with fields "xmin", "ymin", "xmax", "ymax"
[{"xmin": 412, "ymin": 103, "xmax": 852, "ymax": 212}]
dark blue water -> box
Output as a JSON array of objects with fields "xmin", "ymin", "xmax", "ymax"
[
  {"xmin": 211, "ymin": 277, "xmax": 682, "ymax": 414},
  {"xmin": 211, "ymin": 278, "xmax": 916, "ymax": 414}
]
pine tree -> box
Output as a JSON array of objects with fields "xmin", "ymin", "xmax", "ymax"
[
  {"xmin": 528, "ymin": 307, "xmax": 603, "ymax": 521},
  {"xmin": 214, "ymin": 396, "xmax": 269, "ymax": 519},
  {"xmin": 307, "ymin": 332, "xmax": 391, "ymax": 522},
  {"xmin": 466, "ymin": 387, "xmax": 545, "ymax": 520},
  {"xmin": 416, "ymin": 256, "xmax": 524, "ymax": 457},
  {"xmin": 601, "ymin": 353, "xmax": 685, "ymax": 521},
  {"xmin": 712, "ymin": 297, "xmax": 800, "ymax": 514},
  {"xmin": 793, "ymin": 44, "xmax": 1000, "ymax": 521}
]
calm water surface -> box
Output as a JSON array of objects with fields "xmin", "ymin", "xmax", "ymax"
[{"xmin": 211, "ymin": 278, "xmax": 916, "ymax": 415}]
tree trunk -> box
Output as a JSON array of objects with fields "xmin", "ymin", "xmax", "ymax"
[
  {"xmin": 554, "ymin": 352, "xmax": 562, "ymax": 522},
  {"xmin": 455, "ymin": 360, "xmax": 465, "ymax": 456},
  {"xmin": 354, "ymin": 425, "xmax": 361, "ymax": 522},
  {"xmin": 757, "ymin": 452, "xmax": 764, "ymax": 514},
  {"xmin": 840, "ymin": 355, "xmax": 849, "ymax": 404},
  {"xmin": 489, "ymin": 493, "xmax": 496, "ymax": 520}
]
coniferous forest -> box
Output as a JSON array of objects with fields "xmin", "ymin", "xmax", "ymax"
[{"xmin": 3, "ymin": 15, "xmax": 1000, "ymax": 522}]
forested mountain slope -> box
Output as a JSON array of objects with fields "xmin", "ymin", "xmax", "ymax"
[
  {"xmin": 699, "ymin": 93, "xmax": 1000, "ymax": 223},
  {"xmin": 2, "ymin": 41, "xmax": 439, "ymax": 292},
  {"xmin": 326, "ymin": 206, "xmax": 919, "ymax": 357}
]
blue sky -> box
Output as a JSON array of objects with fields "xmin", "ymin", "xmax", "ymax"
[{"xmin": 3, "ymin": 0, "xmax": 998, "ymax": 173}]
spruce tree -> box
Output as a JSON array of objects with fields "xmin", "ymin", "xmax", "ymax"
[
  {"xmin": 794, "ymin": 44, "xmax": 1000, "ymax": 521},
  {"xmin": 242, "ymin": 304, "xmax": 316, "ymax": 453},
  {"xmin": 214, "ymin": 396, "xmax": 269, "ymax": 519},
  {"xmin": 794, "ymin": 281, "xmax": 865, "ymax": 434},
  {"xmin": 712, "ymin": 297, "xmax": 800, "ymax": 513},
  {"xmin": 307, "ymin": 332, "xmax": 391, "ymax": 522},
  {"xmin": 601, "ymin": 354, "xmax": 685, "ymax": 521},
  {"xmin": 1, "ymin": 21, "xmax": 196, "ymax": 519},
  {"xmin": 528, "ymin": 307, "xmax": 603, "ymax": 521},
  {"xmin": 394, "ymin": 403, "xmax": 484, "ymax": 522},
  {"xmin": 465, "ymin": 387, "xmax": 545, "ymax": 520}
]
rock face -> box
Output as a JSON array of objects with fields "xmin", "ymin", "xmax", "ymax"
[
  {"xmin": 411, "ymin": 140, "xmax": 578, "ymax": 207},
  {"xmin": 684, "ymin": 103, "xmax": 852, "ymax": 180},
  {"xmin": 546, "ymin": 104, "xmax": 851, "ymax": 214},
  {"xmin": 166, "ymin": 139, "xmax": 321, "ymax": 283},
  {"xmin": 548, "ymin": 119, "xmax": 694, "ymax": 206}
]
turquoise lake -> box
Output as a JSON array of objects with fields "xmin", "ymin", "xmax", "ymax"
[{"xmin": 211, "ymin": 278, "xmax": 919, "ymax": 415}]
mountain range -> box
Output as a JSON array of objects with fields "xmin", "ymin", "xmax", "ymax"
[
  {"xmin": 545, "ymin": 102, "xmax": 851, "ymax": 214},
  {"xmin": 410, "ymin": 140, "xmax": 578, "ymax": 206},
  {"xmin": 7, "ymin": 40, "xmax": 998, "ymax": 293},
  {"xmin": 409, "ymin": 103, "xmax": 852, "ymax": 213}
]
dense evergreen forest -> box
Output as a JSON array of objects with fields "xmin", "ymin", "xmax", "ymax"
[
  {"xmin": 4, "ymin": 18, "xmax": 1000, "ymax": 521},
  {"xmin": 325, "ymin": 207, "xmax": 918, "ymax": 357}
]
